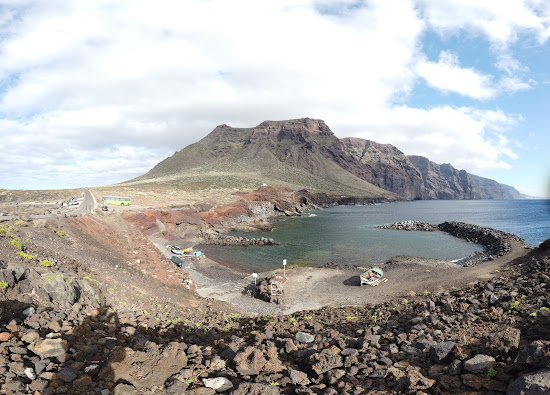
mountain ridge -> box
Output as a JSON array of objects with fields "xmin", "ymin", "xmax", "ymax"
[{"xmin": 133, "ymin": 118, "xmax": 523, "ymax": 200}]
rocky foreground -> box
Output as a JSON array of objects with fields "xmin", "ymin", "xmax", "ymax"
[{"xmin": 1, "ymin": 226, "xmax": 549, "ymax": 394}]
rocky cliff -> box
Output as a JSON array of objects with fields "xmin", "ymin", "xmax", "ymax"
[
  {"xmin": 340, "ymin": 138, "xmax": 424, "ymax": 200},
  {"xmin": 408, "ymin": 155, "xmax": 522, "ymax": 200},
  {"xmin": 134, "ymin": 118, "xmax": 523, "ymax": 200}
]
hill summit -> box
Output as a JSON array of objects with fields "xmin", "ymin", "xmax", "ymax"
[{"xmin": 134, "ymin": 118, "xmax": 522, "ymax": 200}]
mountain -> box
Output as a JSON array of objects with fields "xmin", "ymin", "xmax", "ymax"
[
  {"xmin": 339, "ymin": 138, "xmax": 423, "ymax": 200},
  {"xmin": 407, "ymin": 155, "xmax": 525, "ymax": 200},
  {"xmin": 133, "ymin": 118, "xmax": 524, "ymax": 200},
  {"xmin": 133, "ymin": 118, "xmax": 397, "ymax": 198}
]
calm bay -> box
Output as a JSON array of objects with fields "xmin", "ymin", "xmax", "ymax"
[{"xmin": 201, "ymin": 199, "xmax": 550, "ymax": 272}]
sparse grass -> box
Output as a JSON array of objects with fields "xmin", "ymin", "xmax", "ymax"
[
  {"xmin": 9, "ymin": 238, "xmax": 23, "ymax": 251},
  {"xmin": 16, "ymin": 251, "xmax": 35, "ymax": 260},
  {"xmin": 14, "ymin": 219, "xmax": 27, "ymax": 227},
  {"xmin": 509, "ymin": 301, "xmax": 520, "ymax": 309},
  {"xmin": 226, "ymin": 312, "xmax": 241, "ymax": 322},
  {"xmin": 83, "ymin": 276, "xmax": 101, "ymax": 284},
  {"xmin": 40, "ymin": 259, "xmax": 54, "ymax": 267},
  {"xmin": 346, "ymin": 316, "xmax": 357, "ymax": 321},
  {"xmin": 49, "ymin": 226, "xmax": 67, "ymax": 237},
  {"xmin": 0, "ymin": 280, "xmax": 8, "ymax": 289},
  {"xmin": 44, "ymin": 274, "xmax": 63, "ymax": 282}
]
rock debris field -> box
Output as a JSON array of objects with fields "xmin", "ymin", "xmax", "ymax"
[{"xmin": 0, "ymin": 213, "xmax": 549, "ymax": 394}]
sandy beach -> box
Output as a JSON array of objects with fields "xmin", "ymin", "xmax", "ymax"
[{"xmin": 161, "ymin": 239, "xmax": 531, "ymax": 316}]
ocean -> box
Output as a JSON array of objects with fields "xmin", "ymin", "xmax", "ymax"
[{"xmin": 201, "ymin": 200, "xmax": 550, "ymax": 273}]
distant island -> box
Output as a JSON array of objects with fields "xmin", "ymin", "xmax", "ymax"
[{"xmin": 131, "ymin": 118, "xmax": 524, "ymax": 200}]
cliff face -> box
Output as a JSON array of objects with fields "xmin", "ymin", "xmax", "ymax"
[
  {"xmin": 340, "ymin": 138, "xmax": 424, "ymax": 200},
  {"xmin": 135, "ymin": 118, "xmax": 523, "ymax": 200},
  {"xmin": 408, "ymin": 155, "xmax": 519, "ymax": 200}
]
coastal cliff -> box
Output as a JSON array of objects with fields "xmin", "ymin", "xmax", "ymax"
[{"xmin": 134, "ymin": 118, "xmax": 523, "ymax": 200}]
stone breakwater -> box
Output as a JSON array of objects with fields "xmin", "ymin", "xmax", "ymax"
[
  {"xmin": 0, "ymin": 243, "xmax": 549, "ymax": 394},
  {"xmin": 438, "ymin": 221, "xmax": 529, "ymax": 256},
  {"xmin": 381, "ymin": 220, "xmax": 531, "ymax": 265},
  {"xmin": 201, "ymin": 234, "xmax": 280, "ymax": 247}
]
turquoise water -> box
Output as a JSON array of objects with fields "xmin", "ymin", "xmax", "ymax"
[{"xmin": 201, "ymin": 200, "xmax": 550, "ymax": 272}]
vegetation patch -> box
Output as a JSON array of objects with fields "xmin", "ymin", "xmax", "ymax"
[
  {"xmin": 16, "ymin": 251, "xmax": 35, "ymax": 260},
  {"xmin": 83, "ymin": 276, "xmax": 101, "ymax": 284},
  {"xmin": 226, "ymin": 312, "xmax": 241, "ymax": 322},
  {"xmin": 44, "ymin": 274, "xmax": 63, "ymax": 282},
  {"xmin": 40, "ymin": 259, "xmax": 54, "ymax": 267},
  {"xmin": 9, "ymin": 238, "xmax": 23, "ymax": 251},
  {"xmin": 49, "ymin": 226, "xmax": 67, "ymax": 237},
  {"xmin": 14, "ymin": 219, "xmax": 27, "ymax": 227},
  {"xmin": 0, "ymin": 280, "xmax": 8, "ymax": 289}
]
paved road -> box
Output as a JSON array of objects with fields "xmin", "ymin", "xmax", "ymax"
[
  {"xmin": 0, "ymin": 188, "xmax": 96, "ymax": 220},
  {"xmin": 72, "ymin": 188, "xmax": 97, "ymax": 215}
]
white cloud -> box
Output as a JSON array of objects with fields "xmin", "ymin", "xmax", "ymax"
[
  {"xmin": 340, "ymin": 105, "xmax": 521, "ymax": 173},
  {"xmin": 417, "ymin": 51, "xmax": 533, "ymax": 99},
  {"xmin": 417, "ymin": 51, "xmax": 496, "ymax": 99},
  {"xmin": 419, "ymin": 0, "xmax": 550, "ymax": 46},
  {"xmin": 0, "ymin": 0, "xmax": 546, "ymax": 191}
]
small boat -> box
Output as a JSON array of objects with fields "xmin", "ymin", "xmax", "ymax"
[
  {"xmin": 360, "ymin": 267, "xmax": 384, "ymax": 286},
  {"xmin": 171, "ymin": 255, "xmax": 185, "ymax": 267},
  {"xmin": 171, "ymin": 247, "xmax": 184, "ymax": 255}
]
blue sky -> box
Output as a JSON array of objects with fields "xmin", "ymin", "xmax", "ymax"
[{"xmin": 0, "ymin": 0, "xmax": 549, "ymax": 197}]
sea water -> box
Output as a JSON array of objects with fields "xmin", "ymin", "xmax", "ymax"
[{"xmin": 201, "ymin": 200, "xmax": 550, "ymax": 273}]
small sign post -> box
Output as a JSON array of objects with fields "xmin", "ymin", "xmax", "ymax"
[
  {"xmin": 253, "ymin": 272, "xmax": 258, "ymax": 285},
  {"xmin": 283, "ymin": 259, "xmax": 287, "ymax": 277}
]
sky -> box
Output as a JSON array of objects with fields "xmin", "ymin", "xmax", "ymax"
[{"xmin": 0, "ymin": 0, "xmax": 549, "ymax": 197}]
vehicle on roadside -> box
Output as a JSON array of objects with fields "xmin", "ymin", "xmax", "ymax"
[
  {"xmin": 101, "ymin": 196, "xmax": 131, "ymax": 206},
  {"xmin": 101, "ymin": 206, "xmax": 109, "ymax": 211}
]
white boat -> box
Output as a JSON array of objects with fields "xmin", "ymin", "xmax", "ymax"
[{"xmin": 360, "ymin": 267, "xmax": 384, "ymax": 286}]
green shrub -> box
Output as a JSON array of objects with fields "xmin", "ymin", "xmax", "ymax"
[
  {"xmin": 40, "ymin": 259, "xmax": 54, "ymax": 267},
  {"xmin": 16, "ymin": 251, "xmax": 35, "ymax": 260},
  {"xmin": 14, "ymin": 219, "xmax": 27, "ymax": 227},
  {"xmin": 227, "ymin": 313, "xmax": 241, "ymax": 322},
  {"xmin": 0, "ymin": 280, "xmax": 8, "ymax": 289},
  {"xmin": 9, "ymin": 238, "xmax": 23, "ymax": 251}
]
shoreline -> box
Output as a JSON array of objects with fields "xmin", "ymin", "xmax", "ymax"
[
  {"xmin": 139, "ymin": 195, "xmax": 537, "ymax": 315},
  {"xmin": 169, "ymin": 237, "xmax": 531, "ymax": 316}
]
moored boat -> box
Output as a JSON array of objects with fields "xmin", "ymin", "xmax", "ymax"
[{"xmin": 360, "ymin": 267, "xmax": 384, "ymax": 286}]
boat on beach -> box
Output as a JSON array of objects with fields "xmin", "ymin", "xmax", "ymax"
[
  {"xmin": 171, "ymin": 255, "xmax": 186, "ymax": 267},
  {"xmin": 360, "ymin": 267, "xmax": 384, "ymax": 286}
]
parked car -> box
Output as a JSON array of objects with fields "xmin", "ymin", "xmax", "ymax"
[{"xmin": 101, "ymin": 206, "xmax": 109, "ymax": 211}]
